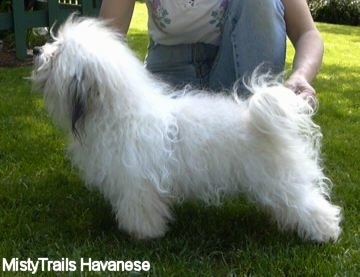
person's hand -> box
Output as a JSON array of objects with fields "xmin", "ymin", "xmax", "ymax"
[{"xmin": 285, "ymin": 74, "xmax": 317, "ymax": 108}]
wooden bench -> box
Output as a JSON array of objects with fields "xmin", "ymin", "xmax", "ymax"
[{"xmin": 0, "ymin": 0, "xmax": 102, "ymax": 60}]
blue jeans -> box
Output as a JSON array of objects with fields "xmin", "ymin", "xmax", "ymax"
[{"xmin": 145, "ymin": 0, "xmax": 286, "ymax": 96}]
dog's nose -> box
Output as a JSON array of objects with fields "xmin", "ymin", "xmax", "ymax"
[{"xmin": 33, "ymin": 46, "xmax": 42, "ymax": 56}]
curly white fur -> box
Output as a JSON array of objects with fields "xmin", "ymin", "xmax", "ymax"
[{"xmin": 32, "ymin": 15, "xmax": 342, "ymax": 242}]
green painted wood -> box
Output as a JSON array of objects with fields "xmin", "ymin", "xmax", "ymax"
[
  {"xmin": 12, "ymin": 0, "xmax": 28, "ymax": 59},
  {"xmin": 0, "ymin": 13, "xmax": 13, "ymax": 30},
  {"xmin": 2, "ymin": 0, "xmax": 101, "ymax": 60}
]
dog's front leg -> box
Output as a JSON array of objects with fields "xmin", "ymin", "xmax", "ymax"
[{"xmin": 111, "ymin": 182, "xmax": 173, "ymax": 239}]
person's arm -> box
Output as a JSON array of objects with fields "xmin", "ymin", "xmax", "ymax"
[
  {"xmin": 99, "ymin": 0, "xmax": 136, "ymax": 34},
  {"xmin": 282, "ymin": 0, "xmax": 324, "ymax": 101}
]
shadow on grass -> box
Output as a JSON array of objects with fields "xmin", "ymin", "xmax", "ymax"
[{"xmin": 23, "ymin": 174, "xmax": 302, "ymax": 250}]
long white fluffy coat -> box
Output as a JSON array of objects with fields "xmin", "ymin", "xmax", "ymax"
[{"xmin": 32, "ymin": 16, "xmax": 342, "ymax": 242}]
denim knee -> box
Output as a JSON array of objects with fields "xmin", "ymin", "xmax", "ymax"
[
  {"xmin": 226, "ymin": 0, "xmax": 284, "ymax": 22},
  {"xmin": 209, "ymin": 0, "xmax": 286, "ymax": 93}
]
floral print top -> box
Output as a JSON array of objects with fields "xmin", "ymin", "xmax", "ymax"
[{"xmin": 146, "ymin": 0, "xmax": 229, "ymax": 45}]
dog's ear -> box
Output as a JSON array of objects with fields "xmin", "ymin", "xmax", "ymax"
[{"xmin": 69, "ymin": 74, "xmax": 87, "ymax": 138}]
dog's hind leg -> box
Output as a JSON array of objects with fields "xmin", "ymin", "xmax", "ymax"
[
  {"xmin": 242, "ymin": 137, "xmax": 342, "ymax": 242},
  {"xmin": 269, "ymin": 181, "xmax": 342, "ymax": 242},
  {"xmin": 242, "ymin": 88, "xmax": 342, "ymax": 242},
  {"xmin": 111, "ymin": 182, "xmax": 173, "ymax": 239}
]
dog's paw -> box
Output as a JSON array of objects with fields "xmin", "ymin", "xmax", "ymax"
[
  {"xmin": 113, "ymin": 188, "xmax": 173, "ymax": 239},
  {"xmin": 305, "ymin": 202, "xmax": 342, "ymax": 243},
  {"xmin": 271, "ymin": 192, "xmax": 342, "ymax": 243},
  {"xmin": 295, "ymin": 197, "xmax": 342, "ymax": 243},
  {"xmin": 124, "ymin": 208, "xmax": 171, "ymax": 240}
]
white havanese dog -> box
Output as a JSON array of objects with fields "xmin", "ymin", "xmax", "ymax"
[{"xmin": 31, "ymin": 15, "xmax": 342, "ymax": 242}]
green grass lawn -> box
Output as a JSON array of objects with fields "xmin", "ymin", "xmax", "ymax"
[{"xmin": 0, "ymin": 3, "xmax": 359, "ymax": 276}]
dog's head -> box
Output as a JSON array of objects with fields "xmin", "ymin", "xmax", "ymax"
[{"xmin": 31, "ymin": 14, "xmax": 142, "ymax": 137}]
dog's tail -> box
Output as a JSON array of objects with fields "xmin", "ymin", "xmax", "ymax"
[
  {"xmin": 243, "ymin": 75, "xmax": 331, "ymax": 199},
  {"xmin": 245, "ymin": 77, "xmax": 322, "ymax": 163}
]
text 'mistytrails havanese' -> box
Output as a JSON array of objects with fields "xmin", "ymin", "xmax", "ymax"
[{"xmin": 31, "ymin": 15, "xmax": 341, "ymax": 242}]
